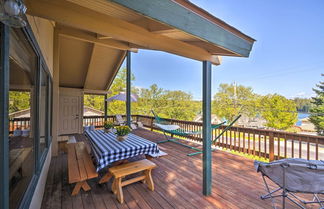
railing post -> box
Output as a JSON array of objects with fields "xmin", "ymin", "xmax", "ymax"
[
  {"xmin": 150, "ymin": 117, "xmax": 154, "ymax": 131},
  {"xmin": 269, "ymin": 131, "xmax": 275, "ymax": 162}
]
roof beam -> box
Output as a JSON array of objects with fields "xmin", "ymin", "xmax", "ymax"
[
  {"xmin": 25, "ymin": 0, "xmax": 220, "ymax": 65},
  {"xmin": 108, "ymin": 0, "xmax": 254, "ymax": 57},
  {"xmin": 96, "ymin": 34, "xmax": 112, "ymax": 40},
  {"xmin": 83, "ymin": 44, "xmax": 97, "ymax": 89},
  {"xmin": 105, "ymin": 51, "xmax": 127, "ymax": 90},
  {"xmin": 132, "ymin": 18, "xmax": 177, "ymax": 34},
  {"xmin": 56, "ymin": 25, "xmax": 138, "ymax": 52}
]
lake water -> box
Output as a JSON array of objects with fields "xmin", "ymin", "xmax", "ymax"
[{"xmin": 296, "ymin": 113, "xmax": 310, "ymax": 126}]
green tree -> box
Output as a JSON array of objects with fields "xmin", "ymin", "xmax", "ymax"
[
  {"xmin": 162, "ymin": 90, "xmax": 198, "ymax": 120},
  {"xmin": 9, "ymin": 91, "xmax": 30, "ymax": 114},
  {"xmin": 107, "ymin": 67, "xmax": 136, "ymax": 115},
  {"xmin": 133, "ymin": 84, "xmax": 165, "ymax": 116},
  {"xmin": 261, "ymin": 94, "xmax": 297, "ymax": 130},
  {"xmin": 293, "ymin": 97, "xmax": 313, "ymax": 112},
  {"xmin": 309, "ymin": 74, "xmax": 324, "ymax": 135},
  {"xmin": 84, "ymin": 94, "xmax": 104, "ymax": 111},
  {"xmin": 212, "ymin": 83, "xmax": 259, "ymax": 121},
  {"xmin": 83, "ymin": 67, "xmax": 136, "ymax": 114},
  {"xmin": 133, "ymin": 84, "xmax": 200, "ymax": 121}
]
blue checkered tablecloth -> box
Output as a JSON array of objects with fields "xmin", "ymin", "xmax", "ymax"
[{"xmin": 85, "ymin": 130, "xmax": 160, "ymax": 171}]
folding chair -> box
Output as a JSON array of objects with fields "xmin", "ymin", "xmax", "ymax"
[{"xmin": 255, "ymin": 158, "xmax": 324, "ymax": 209}]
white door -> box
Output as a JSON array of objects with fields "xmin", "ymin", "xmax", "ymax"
[{"xmin": 59, "ymin": 95, "xmax": 80, "ymax": 135}]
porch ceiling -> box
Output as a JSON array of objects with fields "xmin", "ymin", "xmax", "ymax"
[
  {"xmin": 25, "ymin": 0, "xmax": 255, "ymax": 91},
  {"xmin": 59, "ymin": 36, "xmax": 126, "ymax": 90}
]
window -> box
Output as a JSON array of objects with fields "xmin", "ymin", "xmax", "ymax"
[
  {"xmin": 39, "ymin": 67, "xmax": 49, "ymax": 155},
  {"xmin": 8, "ymin": 28, "xmax": 36, "ymax": 209},
  {"xmin": 0, "ymin": 25, "xmax": 53, "ymax": 209}
]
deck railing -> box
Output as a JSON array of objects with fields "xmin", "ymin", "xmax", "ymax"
[
  {"xmin": 10, "ymin": 115, "xmax": 324, "ymax": 161},
  {"xmin": 9, "ymin": 117, "xmax": 30, "ymax": 134},
  {"xmin": 132, "ymin": 115, "xmax": 324, "ymax": 161}
]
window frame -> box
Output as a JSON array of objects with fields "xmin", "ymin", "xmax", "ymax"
[{"xmin": 0, "ymin": 19, "xmax": 53, "ymax": 209}]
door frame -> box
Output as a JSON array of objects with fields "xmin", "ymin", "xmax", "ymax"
[{"xmin": 59, "ymin": 87, "xmax": 83, "ymax": 135}]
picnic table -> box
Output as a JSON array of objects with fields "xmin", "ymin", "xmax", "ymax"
[{"xmin": 85, "ymin": 129, "xmax": 161, "ymax": 183}]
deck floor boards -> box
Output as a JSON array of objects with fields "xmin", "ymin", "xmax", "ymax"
[{"xmin": 41, "ymin": 129, "xmax": 319, "ymax": 209}]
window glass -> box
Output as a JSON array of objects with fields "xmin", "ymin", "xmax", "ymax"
[
  {"xmin": 39, "ymin": 68, "xmax": 48, "ymax": 154},
  {"xmin": 8, "ymin": 28, "xmax": 36, "ymax": 209}
]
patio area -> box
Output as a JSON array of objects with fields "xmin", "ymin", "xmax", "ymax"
[{"xmin": 40, "ymin": 128, "xmax": 312, "ymax": 209}]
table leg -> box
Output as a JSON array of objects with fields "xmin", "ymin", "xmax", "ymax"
[
  {"xmin": 72, "ymin": 181, "xmax": 91, "ymax": 195},
  {"xmin": 145, "ymin": 154, "xmax": 153, "ymax": 160}
]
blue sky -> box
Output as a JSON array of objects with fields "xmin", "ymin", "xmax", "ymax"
[{"xmin": 125, "ymin": 0, "xmax": 324, "ymax": 100}]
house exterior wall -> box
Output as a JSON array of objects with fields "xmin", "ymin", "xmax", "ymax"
[
  {"xmin": 28, "ymin": 144, "xmax": 52, "ymax": 209},
  {"xmin": 27, "ymin": 15, "xmax": 54, "ymax": 76}
]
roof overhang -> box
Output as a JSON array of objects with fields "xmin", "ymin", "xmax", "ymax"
[
  {"xmin": 25, "ymin": 0, "xmax": 255, "ymax": 91},
  {"xmin": 108, "ymin": 0, "xmax": 255, "ymax": 57}
]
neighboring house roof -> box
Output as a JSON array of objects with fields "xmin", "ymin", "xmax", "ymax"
[
  {"xmin": 84, "ymin": 106, "xmax": 104, "ymax": 116},
  {"xmin": 26, "ymin": 0, "xmax": 255, "ymax": 91},
  {"xmin": 9, "ymin": 108, "xmax": 31, "ymax": 118}
]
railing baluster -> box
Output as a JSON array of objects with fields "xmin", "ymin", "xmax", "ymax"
[
  {"xmin": 284, "ymin": 133, "xmax": 287, "ymax": 158},
  {"xmin": 243, "ymin": 131, "xmax": 246, "ymax": 154},
  {"xmin": 264, "ymin": 135, "xmax": 267, "ymax": 158},
  {"xmin": 259, "ymin": 134, "xmax": 262, "ymax": 157},
  {"xmin": 291, "ymin": 137, "xmax": 295, "ymax": 158},
  {"xmin": 316, "ymin": 138, "xmax": 319, "ymax": 160},
  {"xmin": 248, "ymin": 132, "xmax": 250, "ymax": 154},
  {"xmin": 229, "ymin": 129, "xmax": 232, "ymax": 150},
  {"xmin": 253, "ymin": 132, "xmax": 256, "ymax": 156},
  {"xmin": 307, "ymin": 137, "xmax": 310, "ymax": 160},
  {"xmin": 277, "ymin": 133, "xmax": 280, "ymax": 160},
  {"xmin": 299, "ymin": 135, "xmax": 302, "ymax": 158},
  {"xmin": 234, "ymin": 128, "xmax": 237, "ymax": 151}
]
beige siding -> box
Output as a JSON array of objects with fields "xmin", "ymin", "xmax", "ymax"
[
  {"xmin": 27, "ymin": 15, "xmax": 54, "ymax": 76},
  {"xmin": 29, "ymin": 144, "xmax": 52, "ymax": 209}
]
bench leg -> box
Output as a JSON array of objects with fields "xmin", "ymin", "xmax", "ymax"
[
  {"xmin": 115, "ymin": 177, "xmax": 124, "ymax": 203},
  {"xmin": 99, "ymin": 172, "xmax": 112, "ymax": 184},
  {"xmin": 111, "ymin": 178, "xmax": 117, "ymax": 194},
  {"xmin": 144, "ymin": 169, "xmax": 154, "ymax": 191},
  {"xmin": 72, "ymin": 181, "xmax": 91, "ymax": 196}
]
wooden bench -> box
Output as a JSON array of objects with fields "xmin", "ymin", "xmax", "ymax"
[
  {"xmin": 109, "ymin": 159, "xmax": 157, "ymax": 203},
  {"xmin": 67, "ymin": 142, "xmax": 98, "ymax": 196},
  {"xmin": 9, "ymin": 147, "xmax": 32, "ymax": 181}
]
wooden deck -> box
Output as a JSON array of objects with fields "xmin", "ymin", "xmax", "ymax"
[{"xmin": 41, "ymin": 129, "xmax": 317, "ymax": 209}]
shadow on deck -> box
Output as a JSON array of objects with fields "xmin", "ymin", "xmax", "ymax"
[{"xmin": 41, "ymin": 128, "xmax": 308, "ymax": 209}]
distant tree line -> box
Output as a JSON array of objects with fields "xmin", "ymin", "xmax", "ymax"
[
  {"xmin": 212, "ymin": 83, "xmax": 298, "ymax": 130},
  {"xmin": 293, "ymin": 98, "xmax": 313, "ymax": 113}
]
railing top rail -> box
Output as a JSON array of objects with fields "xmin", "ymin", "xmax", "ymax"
[{"xmin": 133, "ymin": 114, "xmax": 324, "ymax": 140}]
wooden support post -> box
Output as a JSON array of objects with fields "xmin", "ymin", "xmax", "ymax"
[
  {"xmin": 269, "ymin": 132, "xmax": 275, "ymax": 162},
  {"xmin": 126, "ymin": 51, "xmax": 131, "ymax": 126},
  {"xmin": 0, "ymin": 23, "xmax": 9, "ymax": 209},
  {"xmin": 52, "ymin": 28, "xmax": 60, "ymax": 156},
  {"xmin": 202, "ymin": 61, "xmax": 212, "ymax": 196},
  {"xmin": 104, "ymin": 94, "xmax": 108, "ymax": 122}
]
